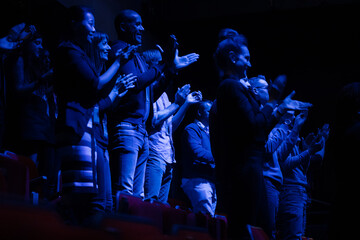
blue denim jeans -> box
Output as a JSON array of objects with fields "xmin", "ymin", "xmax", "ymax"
[
  {"xmin": 264, "ymin": 177, "xmax": 281, "ymax": 240},
  {"xmin": 278, "ymin": 184, "xmax": 308, "ymax": 240},
  {"xmin": 144, "ymin": 154, "xmax": 174, "ymax": 203},
  {"xmin": 95, "ymin": 145, "xmax": 113, "ymax": 212},
  {"xmin": 109, "ymin": 122, "xmax": 149, "ymax": 198},
  {"xmin": 181, "ymin": 177, "xmax": 217, "ymax": 217}
]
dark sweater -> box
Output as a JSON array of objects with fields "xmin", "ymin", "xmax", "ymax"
[
  {"xmin": 107, "ymin": 40, "xmax": 168, "ymax": 128},
  {"xmin": 181, "ymin": 122, "xmax": 215, "ymax": 181},
  {"xmin": 54, "ymin": 41, "xmax": 101, "ymax": 144}
]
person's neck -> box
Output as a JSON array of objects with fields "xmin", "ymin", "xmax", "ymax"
[{"xmin": 224, "ymin": 70, "xmax": 246, "ymax": 80}]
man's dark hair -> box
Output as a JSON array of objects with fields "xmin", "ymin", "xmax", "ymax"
[{"xmin": 195, "ymin": 100, "xmax": 213, "ymax": 120}]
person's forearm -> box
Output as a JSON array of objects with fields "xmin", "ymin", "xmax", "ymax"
[
  {"xmin": 282, "ymin": 150, "xmax": 311, "ymax": 171},
  {"xmin": 172, "ymin": 102, "xmax": 190, "ymax": 132},
  {"xmin": 97, "ymin": 59, "xmax": 120, "ymax": 90},
  {"xmin": 17, "ymin": 81, "xmax": 37, "ymax": 94},
  {"xmin": 152, "ymin": 103, "xmax": 180, "ymax": 128}
]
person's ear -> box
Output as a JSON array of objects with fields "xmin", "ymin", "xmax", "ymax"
[
  {"xmin": 228, "ymin": 51, "xmax": 237, "ymax": 64},
  {"xmin": 252, "ymin": 87, "xmax": 258, "ymax": 95},
  {"xmin": 197, "ymin": 109, "xmax": 202, "ymax": 118},
  {"xmin": 120, "ymin": 23, "xmax": 127, "ymax": 32}
]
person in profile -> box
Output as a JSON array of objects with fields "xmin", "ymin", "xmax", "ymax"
[
  {"xmin": 88, "ymin": 31, "xmax": 137, "ymax": 212},
  {"xmin": 210, "ymin": 36, "xmax": 312, "ymax": 239},
  {"xmin": 108, "ymin": 9, "xmax": 199, "ymax": 198},
  {"xmin": 53, "ymin": 6, "xmax": 134, "ymax": 225}
]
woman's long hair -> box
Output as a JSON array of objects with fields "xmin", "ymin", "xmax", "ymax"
[{"xmin": 88, "ymin": 32, "xmax": 109, "ymax": 75}]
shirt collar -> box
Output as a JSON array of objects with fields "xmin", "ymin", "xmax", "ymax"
[
  {"xmin": 195, "ymin": 120, "xmax": 209, "ymax": 135},
  {"xmin": 240, "ymin": 78, "xmax": 251, "ymax": 88}
]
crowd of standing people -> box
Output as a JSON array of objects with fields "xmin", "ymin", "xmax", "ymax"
[{"xmin": 1, "ymin": 4, "xmax": 349, "ymax": 240}]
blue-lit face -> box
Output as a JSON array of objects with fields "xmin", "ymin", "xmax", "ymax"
[
  {"xmin": 199, "ymin": 102, "xmax": 212, "ymax": 125},
  {"xmin": 78, "ymin": 12, "xmax": 96, "ymax": 43},
  {"xmin": 98, "ymin": 37, "xmax": 111, "ymax": 61},
  {"xmin": 124, "ymin": 13, "xmax": 144, "ymax": 44},
  {"xmin": 235, "ymin": 45, "xmax": 251, "ymax": 77},
  {"xmin": 203, "ymin": 102, "xmax": 212, "ymax": 120},
  {"xmin": 252, "ymin": 79, "xmax": 269, "ymax": 105},
  {"xmin": 29, "ymin": 37, "xmax": 43, "ymax": 59}
]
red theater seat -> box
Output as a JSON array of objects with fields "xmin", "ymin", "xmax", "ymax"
[
  {"xmin": 0, "ymin": 201, "xmax": 116, "ymax": 239},
  {"xmin": 247, "ymin": 225, "xmax": 269, "ymax": 240},
  {"xmin": 101, "ymin": 214, "xmax": 163, "ymax": 240},
  {"xmin": 0, "ymin": 153, "xmax": 30, "ymax": 200},
  {"xmin": 115, "ymin": 192, "xmax": 164, "ymax": 230}
]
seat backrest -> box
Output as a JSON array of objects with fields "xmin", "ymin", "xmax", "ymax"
[
  {"xmin": 115, "ymin": 192, "xmax": 164, "ymax": 230},
  {"xmin": 0, "ymin": 154, "xmax": 30, "ymax": 199},
  {"xmin": 101, "ymin": 214, "xmax": 163, "ymax": 240},
  {"xmin": 4, "ymin": 151, "xmax": 39, "ymax": 179},
  {"xmin": 247, "ymin": 225, "xmax": 270, "ymax": 240}
]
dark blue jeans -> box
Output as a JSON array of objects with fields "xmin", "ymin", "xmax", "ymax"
[
  {"xmin": 95, "ymin": 145, "xmax": 113, "ymax": 212},
  {"xmin": 278, "ymin": 184, "xmax": 308, "ymax": 240},
  {"xmin": 264, "ymin": 177, "xmax": 281, "ymax": 240},
  {"xmin": 144, "ymin": 153, "xmax": 173, "ymax": 203},
  {"xmin": 109, "ymin": 122, "xmax": 149, "ymax": 198}
]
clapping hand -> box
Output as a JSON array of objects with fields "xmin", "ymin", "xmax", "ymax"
[
  {"xmin": 308, "ymin": 139, "xmax": 323, "ymax": 155},
  {"xmin": 175, "ymin": 84, "xmax": 191, "ymax": 105},
  {"xmin": 115, "ymin": 45, "xmax": 139, "ymax": 63},
  {"xmin": 303, "ymin": 123, "xmax": 330, "ymax": 152},
  {"xmin": 115, "ymin": 73, "xmax": 137, "ymax": 98},
  {"xmin": 318, "ymin": 123, "xmax": 330, "ymax": 141},
  {"xmin": 167, "ymin": 34, "xmax": 199, "ymax": 71},
  {"xmin": 293, "ymin": 110, "xmax": 308, "ymax": 132},
  {"xmin": 173, "ymin": 49, "xmax": 200, "ymax": 70},
  {"xmin": 0, "ymin": 23, "xmax": 36, "ymax": 50},
  {"xmin": 279, "ymin": 91, "xmax": 312, "ymax": 113},
  {"xmin": 186, "ymin": 91, "xmax": 202, "ymax": 104}
]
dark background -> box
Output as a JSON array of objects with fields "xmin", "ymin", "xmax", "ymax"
[{"xmin": 2, "ymin": 1, "xmax": 359, "ymax": 238}]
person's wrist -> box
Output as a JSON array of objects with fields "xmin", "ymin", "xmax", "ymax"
[{"xmin": 267, "ymin": 100, "xmax": 278, "ymax": 109}]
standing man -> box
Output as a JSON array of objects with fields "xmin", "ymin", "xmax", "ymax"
[
  {"xmin": 142, "ymin": 48, "xmax": 202, "ymax": 203},
  {"xmin": 144, "ymin": 84, "xmax": 202, "ymax": 203},
  {"xmin": 181, "ymin": 100, "xmax": 217, "ymax": 216},
  {"xmin": 277, "ymin": 120, "xmax": 327, "ymax": 240},
  {"xmin": 108, "ymin": 9, "xmax": 199, "ymax": 198}
]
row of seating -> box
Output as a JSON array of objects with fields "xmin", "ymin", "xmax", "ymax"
[
  {"xmin": 0, "ymin": 151, "xmax": 312, "ymax": 240},
  {"xmin": 0, "ymin": 151, "xmax": 49, "ymax": 204},
  {"xmin": 115, "ymin": 192, "xmax": 228, "ymax": 239},
  {"xmin": 0, "ymin": 151, "xmax": 226, "ymax": 239},
  {"xmin": 0, "ymin": 197, "xmax": 222, "ymax": 240}
]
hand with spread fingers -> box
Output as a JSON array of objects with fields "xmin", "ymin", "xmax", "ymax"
[
  {"xmin": 186, "ymin": 90, "xmax": 202, "ymax": 104},
  {"xmin": 115, "ymin": 45, "xmax": 140, "ymax": 63},
  {"xmin": 0, "ymin": 23, "xmax": 36, "ymax": 51},
  {"xmin": 115, "ymin": 73, "xmax": 137, "ymax": 98},
  {"xmin": 175, "ymin": 84, "xmax": 191, "ymax": 105},
  {"xmin": 173, "ymin": 49, "xmax": 200, "ymax": 70},
  {"xmin": 278, "ymin": 91, "xmax": 312, "ymax": 114}
]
